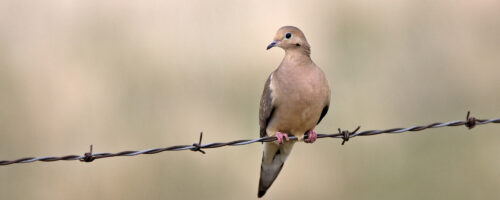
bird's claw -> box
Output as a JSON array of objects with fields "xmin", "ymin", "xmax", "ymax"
[
  {"xmin": 305, "ymin": 130, "xmax": 317, "ymax": 143},
  {"xmin": 276, "ymin": 132, "xmax": 289, "ymax": 144}
]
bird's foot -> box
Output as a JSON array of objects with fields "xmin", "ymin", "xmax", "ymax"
[
  {"xmin": 305, "ymin": 130, "xmax": 317, "ymax": 143},
  {"xmin": 275, "ymin": 132, "xmax": 290, "ymax": 144}
]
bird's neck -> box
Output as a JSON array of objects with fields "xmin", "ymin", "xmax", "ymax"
[{"xmin": 282, "ymin": 49, "xmax": 312, "ymax": 66}]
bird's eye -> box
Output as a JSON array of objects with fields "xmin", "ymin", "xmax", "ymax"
[{"xmin": 285, "ymin": 32, "xmax": 292, "ymax": 39}]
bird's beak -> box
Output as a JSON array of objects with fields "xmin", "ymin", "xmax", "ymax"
[{"xmin": 266, "ymin": 41, "xmax": 279, "ymax": 50}]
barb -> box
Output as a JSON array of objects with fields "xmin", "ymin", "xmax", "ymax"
[
  {"xmin": 339, "ymin": 126, "xmax": 360, "ymax": 145},
  {"xmin": 1, "ymin": 111, "xmax": 499, "ymax": 166},
  {"xmin": 465, "ymin": 111, "xmax": 477, "ymax": 129},
  {"xmin": 80, "ymin": 145, "xmax": 95, "ymax": 162},
  {"xmin": 191, "ymin": 132, "xmax": 206, "ymax": 154}
]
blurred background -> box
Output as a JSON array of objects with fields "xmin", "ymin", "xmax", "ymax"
[{"xmin": 1, "ymin": 0, "xmax": 500, "ymax": 199}]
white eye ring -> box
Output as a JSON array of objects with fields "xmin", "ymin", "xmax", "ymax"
[{"xmin": 284, "ymin": 32, "xmax": 292, "ymax": 40}]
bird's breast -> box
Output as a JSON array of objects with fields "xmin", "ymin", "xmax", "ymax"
[{"xmin": 267, "ymin": 71, "xmax": 328, "ymax": 138}]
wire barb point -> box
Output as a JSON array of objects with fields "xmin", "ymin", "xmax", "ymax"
[
  {"xmin": 191, "ymin": 132, "xmax": 206, "ymax": 154},
  {"xmin": 80, "ymin": 145, "xmax": 96, "ymax": 162},
  {"xmin": 465, "ymin": 111, "xmax": 477, "ymax": 130},
  {"xmin": 339, "ymin": 126, "xmax": 361, "ymax": 145}
]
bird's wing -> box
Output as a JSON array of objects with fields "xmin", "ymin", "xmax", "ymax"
[{"xmin": 259, "ymin": 73, "xmax": 275, "ymax": 138}]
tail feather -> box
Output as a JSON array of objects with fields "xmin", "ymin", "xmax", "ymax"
[
  {"xmin": 258, "ymin": 154, "xmax": 284, "ymax": 197},
  {"xmin": 258, "ymin": 142, "xmax": 294, "ymax": 198}
]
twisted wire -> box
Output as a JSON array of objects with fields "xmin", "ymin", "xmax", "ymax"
[{"xmin": 1, "ymin": 111, "xmax": 499, "ymax": 166}]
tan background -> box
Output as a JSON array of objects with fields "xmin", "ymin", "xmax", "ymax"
[{"xmin": 1, "ymin": 0, "xmax": 500, "ymax": 199}]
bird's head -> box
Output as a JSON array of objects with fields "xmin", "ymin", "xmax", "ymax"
[{"xmin": 266, "ymin": 26, "xmax": 311, "ymax": 54}]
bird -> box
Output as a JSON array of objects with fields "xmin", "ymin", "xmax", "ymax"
[{"xmin": 258, "ymin": 26, "xmax": 331, "ymax": 198}]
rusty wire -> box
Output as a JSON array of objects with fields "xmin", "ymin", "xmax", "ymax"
[{"xmin": 1, "ymin": 111, "xmax": 499, "ymax": 166}]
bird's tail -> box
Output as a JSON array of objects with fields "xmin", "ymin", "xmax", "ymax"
[{"xmin": 258, "ymin": 141, "xmax": 294, "ymax": 198}]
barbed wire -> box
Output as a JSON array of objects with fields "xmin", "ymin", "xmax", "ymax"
[{"xmin": 1, "ymin": 111, "xmax": 499, "ymax": 166}]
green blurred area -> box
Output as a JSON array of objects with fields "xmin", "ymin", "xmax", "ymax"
[{"xmin": 1, "ymin": 0, "xmax": 500, "ymax": 199}]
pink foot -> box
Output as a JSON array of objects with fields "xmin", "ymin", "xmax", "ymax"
[
  {"xmin": 275, "ymin": 132, "xmax": 289, "ymax": 144},
  {"xmin": 305, "ymin": 130, "xmax": 317, "ymax": 143}
]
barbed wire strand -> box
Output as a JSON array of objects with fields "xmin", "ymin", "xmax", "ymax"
[{"xmin": 1, "ymin": 111, "xmax": 499, "ymax": 166}]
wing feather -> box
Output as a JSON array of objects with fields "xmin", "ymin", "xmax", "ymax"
[{"xmin": 259, "ymin": 73, "xmax": 275, "ymax": 137}]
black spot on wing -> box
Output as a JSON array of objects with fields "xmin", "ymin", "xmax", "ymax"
[
  {"xmin": 260, "ymin": 107, "xmax": 275, "ymax": 138},
  {"xmin": 317, "ymin": 105, "xmax": 329, "ymax": 124}
]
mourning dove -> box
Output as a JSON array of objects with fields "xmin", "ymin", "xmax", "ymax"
[{"xmin": 257, "ymin": 26, "xmax": 331, "ymax": 198}]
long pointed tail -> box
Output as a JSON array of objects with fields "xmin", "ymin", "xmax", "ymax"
[{"xmin": 258, "ymin": 142, "xmax": 294, "ymax": 198}]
